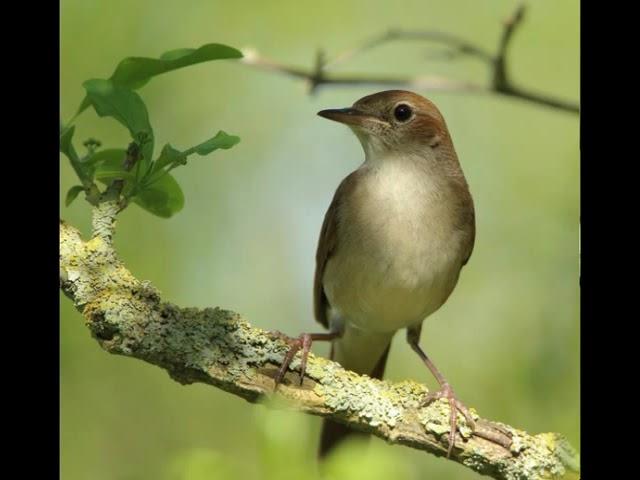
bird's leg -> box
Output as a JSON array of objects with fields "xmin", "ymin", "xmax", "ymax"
[
  {"xmin": 269, "ymin": 330, "xmax": 342, "ymax": 386},
  {"xmin": 407, "ymin": 325, "xmax": 476, "ymax": 458}
]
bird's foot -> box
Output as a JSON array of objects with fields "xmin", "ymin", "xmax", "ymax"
[
  {"xmin": 268, "ymin": 330, "xmax": 340, "ymax": 387},
  {"xmin": 422, "ymin": 383, "xmax": 476, "ymax": 458},
  {"xmin": 270, "ymin": 331, "xmax": 314, "ymax": 387}
]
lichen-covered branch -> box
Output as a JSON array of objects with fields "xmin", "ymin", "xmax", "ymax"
[
  {"xmin": 59, "ymin": 204, "xmax": 580, "ymax": 480},
  {"xmin": 240, "ymin": 2, "xmax": 578, "ymax": 114}
]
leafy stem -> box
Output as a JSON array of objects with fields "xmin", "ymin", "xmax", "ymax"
[{"xmin": 61, "ymin": 43, "xmax": 242, "ymax": 218}]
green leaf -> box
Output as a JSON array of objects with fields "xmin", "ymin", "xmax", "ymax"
[
  {"xmin": 76, "ymin": 43, "xmax": 242, "ymax": 115},
  {"xmin": 151, "ymin": 131, "xmax": 240, "ymax": 177},
  {"xmin": 65, "ymin": 185, "xmax": 85, "ymax": 206},
  {"xmin": 60, "ymin": 125, "xmax": 79, "ymax": 162},
  {"xmin": 60, "ymin": 125, "xmax": 92, "ymax": 184},
  {"xmin": 94, "ymin": 157, "xmax": 184, "ymax": 218},
  {"xmin": 185, "ymin": 131, "xmax": 241, "ymax": 156},
  {"xmin": 76, "ymin": 148, "xmax": 126, "ymax": 181},
  {"xmin": 112, "ymin": 43, "xmax": 242, "ymax": 89},
  {"xmin": 84, "ymin": 148, "xmax": 126, "ymax": 167},
  {"xmin": 153, "ymin": 144, "xmax": 186, "ymax": 173},
  {"xmin": 159, "ymin": 48, "xmax": 198, "ymax": 61},
  {"xmin": 83, "ymin": 79, "xmax": 151, "ymax": 139},
  {"xmin": 94, "ymin": 156, "xmax": 136, "ymax": 184},
  {"xmin": 133, "ymin": 172, "xmax": 184, "ymax": 218},
  {"xmin": 82, "ymin": 79, "xmax": 154, "ymax": 169}
]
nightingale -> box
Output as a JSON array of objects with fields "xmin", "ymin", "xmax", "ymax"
[{"xmin": 272, "ymin": 90, "xmax": 476, "ymax": 459}]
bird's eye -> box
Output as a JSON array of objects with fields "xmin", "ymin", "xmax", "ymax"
[{"xmin": 393, "ymin": 104, "xmax": 413, "ymax": 122}]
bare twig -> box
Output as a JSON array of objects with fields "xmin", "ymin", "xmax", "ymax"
[
  {"xmin": 241, "ymin": 48, "xmax": 485, "ymax": 94},
  {"xmin": 241, "ymin": 2, "xmax": 578, "ymax": 114},
  {"xmin": 323, "ymin": 29, "xmax": 494, "ymax": 70}
]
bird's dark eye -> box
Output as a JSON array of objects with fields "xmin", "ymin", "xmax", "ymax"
[{"xmin": 393, "ymin": 104, "xmax": 413, "ymax": 122}]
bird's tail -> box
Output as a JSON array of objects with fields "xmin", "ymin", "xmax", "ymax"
[{"xmin": 318, "ymin": 327, "xmax": 393, "ymax": 459}]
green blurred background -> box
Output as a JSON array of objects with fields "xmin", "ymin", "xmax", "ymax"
[{"xmin": 60, "ymin": 0, "xmax": 579, "ymax": 478}]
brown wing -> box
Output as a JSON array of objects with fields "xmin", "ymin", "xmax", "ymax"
[
  {"xmin": 456, "ymin": 176, "xmax": 476, "ymax": 267},
  {"xmin": 313, "ymin": 192, "xmax": 341, "ymax": 328},
  {"xmin": 313, "ymin": 171, "xmax": 359, "ymax": 328},
  {"xmin": 435, "ymin": 133, "xmax": 475, "ymax": 268},
  {"xmin": 461, "ymin": 204, "xmax": 475, "ymax": 267}
]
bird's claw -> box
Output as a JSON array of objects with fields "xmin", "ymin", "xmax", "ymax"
[
  {"xmin": 422, "ymin": 383, "xmax": 476, "ymax": 458},
  {"xmin": 271, "ymin": 332, "xmax": 313, "ymax": 387}
]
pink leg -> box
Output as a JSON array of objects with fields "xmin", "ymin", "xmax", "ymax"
[
  {"xmin": 407, "ymin": 326, "xmax": 476, "ymax": 458},
  {"xmin": 270, "ymin": 331, "xmax": 342, "ymax": 386}
]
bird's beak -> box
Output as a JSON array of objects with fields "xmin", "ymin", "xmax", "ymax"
[{"xmin": 317, "ymin": 108, "xmax": 377, "ymax": 127}]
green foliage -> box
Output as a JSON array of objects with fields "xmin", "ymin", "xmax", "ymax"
[
  {"xmin": 153, "ymin": 144, "xmax": 185, "ymax": 173},
  {"xmin": 82, "ymin": 79, "xmax": 155, "ymax": 169},
  {"xmin": 60, "ymin": 125, "xmax": 78, "ymax": 162},
  {"xmin": 60, "ymin": 43, "xmax": 242, "ymax": 218},
  {"xmin": 65, "ymin": 185, "xmax": 85, "ymax": 206},
  {"xmin": 60, "ymin": 125, "xmax": 87, "ymax": 185},
  {"xmin": 152, "ymin": 132, "xmax": 240, "ymax": 176},
  {"xmin": 131, "ymin": 173, "xmax": 185, "ymax": 218},
  {"xmin": 76, "ymin": 43, "xmax": 242, "ymax": 115},
  {"xmin": 93, "ymin": 150, "xmax": 137, "ymax": 185}
]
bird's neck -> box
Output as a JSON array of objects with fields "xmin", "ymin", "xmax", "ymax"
[{"xmin": 361, "ymin": 143, "xmax": 463, "ymax": 180}]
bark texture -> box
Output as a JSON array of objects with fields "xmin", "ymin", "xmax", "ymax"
[{"xmin": 59, "ymin": 207, "xmax": 580, "ymax": 480}]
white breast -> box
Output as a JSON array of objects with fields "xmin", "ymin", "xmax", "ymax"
[{"xmin": 324, "ymin": 157, "xmax": 466, "ymax": 333}]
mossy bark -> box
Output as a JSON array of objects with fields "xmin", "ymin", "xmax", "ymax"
[{"xmin": 59, "ymin": 210, "xmax": 580, "ymax": 480}]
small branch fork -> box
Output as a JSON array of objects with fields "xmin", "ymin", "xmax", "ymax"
[{"xmin": 240, "ymin": 2, "xmax": 578, "ymax": 114}]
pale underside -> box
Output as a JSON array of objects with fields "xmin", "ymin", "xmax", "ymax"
[{"xmin": 323, "ymin": 156, "xmax": 470, "ymax": 373}]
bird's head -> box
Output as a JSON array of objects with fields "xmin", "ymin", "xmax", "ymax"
[{"xmin": 318, "ymin": 90, "xmax": 451, "ymax": 160}]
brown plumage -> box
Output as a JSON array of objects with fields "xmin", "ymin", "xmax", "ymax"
[
  {"xmin": 313, "ymin": 169, "xmax": 362, "ymax": 329},
  {"xmin": 274, "ymin": 90, "xmax": 476, "ymax": 460}
]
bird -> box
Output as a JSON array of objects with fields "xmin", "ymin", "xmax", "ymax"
[{"xmin": 272, "ymin": 90, "xmax": 476, "ymax": 459}]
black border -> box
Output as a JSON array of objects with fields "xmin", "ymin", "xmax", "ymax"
[
  {"xmin": 6, "ymin": 0, "xmax": 601, "ymax": 478},
  {"xmin": 5, "ymin": 0, "xmax": 60, "ymax": 476}
]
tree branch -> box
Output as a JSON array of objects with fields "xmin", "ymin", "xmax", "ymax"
[
  {"xmin": 240, "ymin": 2, "xmax": 578, "ymax": 114},
  {"xmin": 59, "ymin": 204, "xmax": 580, "ymax": 480}
]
